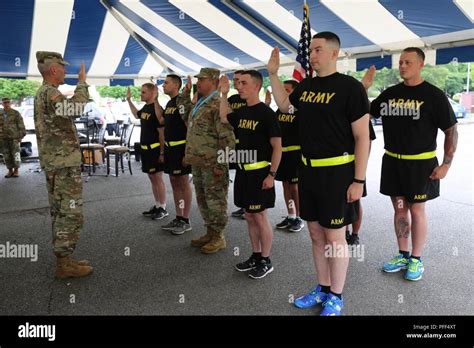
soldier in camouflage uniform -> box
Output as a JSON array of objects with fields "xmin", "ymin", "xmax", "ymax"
[
  {"xmin": 0, "ymin": 97, "xmax": 26, "ymax": 177},
  {"xmin": 185, "ymin": 68, "xmax": 235, "ymax": 254},
  {"xmin": 34, "ymin": 51, "xmax": 92, "ymax": 279}
]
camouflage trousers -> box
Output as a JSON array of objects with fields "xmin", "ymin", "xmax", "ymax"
[
  {"xmin": 192, "ymin": 166, "xmax": 229, "ymax": 235},
  {"xmin": 1, "ymin": 139, "xmax": 21, "ymax": 169},
  {"xmin": 45, "ymin": 167, "xmax": 83, "ymax": 257}
]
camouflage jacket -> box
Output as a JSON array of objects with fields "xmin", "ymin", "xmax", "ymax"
[
  {"xmin": 184, "ymin": 91, "xmax": 235, "ymax": 169},
  {"xmin": 34, "ymin": 81, "xmax": 89, "ymax": 171},
  {"xmin": 0, "ymin": 108, "xmax": 26, "ymax": 140}
]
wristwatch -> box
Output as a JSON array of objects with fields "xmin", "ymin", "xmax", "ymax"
[{"xmin": 269, "ymin": 170, "xmax": 277, "ymax": 177}]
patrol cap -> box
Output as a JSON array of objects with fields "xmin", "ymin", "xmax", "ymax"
[
  {"xmin": 36, "ymin": 51, "xmax": 69, "ymax": 65},
  {"xmin": 195, "ymin": 67, "xmax": 220, "ymax": 80},
  {"xmin": 2, "ymin": 97, "xmax": 11, "ymax": 102}
]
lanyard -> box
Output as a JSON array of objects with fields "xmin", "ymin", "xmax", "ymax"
[{"xmin": 191, "ymin": 90, "xmax": 218, "ymax": 119}]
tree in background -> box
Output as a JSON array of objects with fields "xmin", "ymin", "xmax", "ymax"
[
  {"xmin": 97, "ymin": 85, "xmax": 141, "ymax": 100},
  {"xmin": 0, "ymin": 78, "xmax": 41, "ymax": 102}
]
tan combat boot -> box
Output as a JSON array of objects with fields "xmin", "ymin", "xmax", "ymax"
[
  {"xmin": 200, "ymin": 231, "xmax": 226, "ymax": 254},
  {"xmin": 5, "ymin": 169, "xmax": 13, "ymax": 178},
  {"xmin": 55, "ymin": 256, "xmax": 93, "ymax": 279},
  {"xmin": 191, "ymin": 228, "xmax": 213, "ymax": 247},
  {"xmin": 12, "ymin": 168, "xmax": 19, "ymax": 177}
]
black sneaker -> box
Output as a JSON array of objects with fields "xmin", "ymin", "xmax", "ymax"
[
  {"xmin": 288, "ymin": 217, "xmax": 304, "ymax": 232},
  {"xmin": 347, "ymin": 234, "xmax": 360, "ymax": 246},
  {"xmin": 161, "ymin": 218, "xmax": 179, "ymax": 231},
  {"xmin": 248, "ymin": 259, "xmax": 274, "ymax": 279},
  {"xmin": 151, "ymin": 207, "xmax": 169, "ymax": 220},
  {"xmin": 231, "ymin": 208, "xmax": 245, "ymax": 219},
  {"xmin": 276, "ymin": 217, "xmax": 292, "ymax": 229},
  {"xmin": 143, "ymin": 206, "xmax": 158, "ymax": 217},
  {"xmin": 235, "ymin": 255, "xmax": 259, "ymax": 272}
]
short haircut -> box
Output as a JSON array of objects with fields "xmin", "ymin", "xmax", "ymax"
[
  {"xmin": 234, "ymin": 70, "xmax": 245, "ymax": 75},
  {"xmin": 283, "ymin": 80, "xmax": 298, "ymax": 91},
  {"xmin": 402, "ymin": 47, "xmax": 425, "ymax": 61},
  {"xmin": 166, "ymin": 74, "xmax": 182, "ymax": 90},
  {"xmin": 142, "ymin": 82, "xmax": 155, "ymax": 91},
  {"xmin": 241, "ymin": 70, "xmax": 263, "ymax": 89},
  {"xmin": 312, "ymin": 31, "xmax": 341, "ymax": 48}
]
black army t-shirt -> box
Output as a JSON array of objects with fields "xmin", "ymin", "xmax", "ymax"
[
  {"xmin": 164, "ymin": 96, "xmax": 187, "ymax": 142},
  {"xmin": 228, "ymin": 94, "xmax": 246, "ymax": 111},
  {"xmin": 289, "ymin": 72, "xmax": 369, "ymax": 159},
  {"xmin": 228, "ymin": 102, "xmax": 281, "ymax": 164},
  {"xmin": 276, "ymin": 109, "xmax": 299, "ymax": 147},
  {"xmin": 138, "ymin": 103, "xmax": 162, "ymax": 145},
  {"xmin": 370, "ymin": 81, "xmax": 457, "ymax": 154}
]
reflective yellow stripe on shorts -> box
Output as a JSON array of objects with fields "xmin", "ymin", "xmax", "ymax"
[
  {"xmin": 385, "ymin": 150, "xmax": 436, "ymax": 160},
  {"xmin": 141, "ymin": 143, "xmax": 160, "ymax": 150},
  {"xmin": 282, "ymin": 145, "xmax": 301, "ymax": 152},
  {"xmin": 165, "ymin": 140, "xmax": 186, "ymax": 147},
  {"xmin": 301, "ymin": 154, "xmax": 354, "ymax": 167},
  {"xmin": 235, "ymin": 139, "xmax": 240, "ymax": 144},
  {"xmin": 238, "ymin": 161, "xmax": 270, "ymax": 171}
]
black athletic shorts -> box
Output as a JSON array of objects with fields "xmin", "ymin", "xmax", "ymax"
[
  {"xmin": 141, "ymin": 145, "xmax": 165, "ymax": 174},
  {"xmin": 380, "ymin": 154, "xmax": 439, "ymax": 203},
  {"xmin": 299, "ymin": 161, "xmax": 359, "ymax": 229},
  {"xmin": 164, "ymin": 144, "xmax": 191, "ymax": 176},
  {"xmin": 275, "ymin": 150, "xmax": 299, "ymax": 183},
  {"xmin": 234, "ymin": 166, "xmax": 275, "ymax": 213}
]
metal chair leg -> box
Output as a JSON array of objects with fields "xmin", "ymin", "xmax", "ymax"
[
  {"xmin": 115, "ymin": 153, "xmax": 119, "ymax": 177},
  {"xmin": 121, "ymin": 153, "xmax": 124, "ymax": 173},
  {"xmin": 128, "ymin": 152, "xmax": 132, "ymax": 175},
  {"xmin": 106, "ymin": 152, "xmax": 110, "ymax": 176}
]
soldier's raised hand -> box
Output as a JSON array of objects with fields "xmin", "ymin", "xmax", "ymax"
[
  {"xmin": 126, "ymin": 87, "xmax": 132, "ymax": 100},
  {"xmin": 265, "ymin": 89, "xmax": 272, "ymax": 106},
  {"xmin": 361, "ymin": 65, "xmax": 376, "ymax": 90},
  {"xmin": 267, "ymin": 47, "xmax": 280, "ymax": 75},
  {"xmin": 184, "ymin": 75, "xmax": 192, "ymax": 93},
  {"xmin": 152, "ymin": 84, "xmax": 158, "ymax": 100},
  {"xmin": 219, "ymin": 75, "xmax": 230, "ymax": 95},
  {"xmin": 78, "ymin": 63, "xmax": 86, "ymax": 83}
]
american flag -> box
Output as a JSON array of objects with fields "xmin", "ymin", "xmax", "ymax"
[{"xmin": 293, "ymin": 2, "xmax": 313, "ymax": 81}]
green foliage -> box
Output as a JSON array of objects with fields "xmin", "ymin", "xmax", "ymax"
[
  {"xmin": 96, "ymin": 85, "xmax": 141, "ymax": 100},
  {"xmin": 0, "ymin": 78, "xmax": 41, "ymax": 101}
]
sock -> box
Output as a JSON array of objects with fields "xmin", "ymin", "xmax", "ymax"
[
  {"xmin": 329, "ymin": 291, "xmax": 342, "ymax": 300},
  {"xmin": 399, "ymin": 250, "xmax": 410, "ymax": 259},
  {"xmin": 411, "ymin": 255, "xmax": 421, "ymax": 260},
  {"xmin": 155, "ymin": 201, "xmax": 160, "ymax": 208},
  {"xmin": 288, "ymin": 213, "xmax": 296, "ymax": 220},
  {"xmin": 159, "ymin": 203, "xmax": 166, "ymax": 210},
  {"xmin": 261, "ymin": 256, "xmax": 270, "ymax": 263},
  {"xmin": 179, "ymin": 217, "xmax": 190, "ymax": 224},
  {"xmin": 319, "ymin": 285, "xmax": 331, "ymax": 294},
  {"xmin": 252, "ymin": 252, "xmax": 262, "ymax": 260}
]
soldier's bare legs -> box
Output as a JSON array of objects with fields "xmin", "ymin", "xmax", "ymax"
[
  {"xmin": 148, "ymin": 172, "xmax": 166, "ymax": 207},
  {"xmin": 390, "ymin": 196, "xmax": 411, "ymax": 252},
  {"xmin": 169, "ymin": 174, "xmax": 192, "ymax": 219},
  {"xmin": 308, "ymin": 221, "xmax": 331, "ymax": 287},
  {"xmin": 409, "ymin": 202, "xmax": 427, "ymax": 257},
  {"xmin": 245, "ymin": 210, "xmax": 273, "ymax": 256},
  {"xmin": 282, "ymin": 181, "xmax": 299, "ymax": 216}
]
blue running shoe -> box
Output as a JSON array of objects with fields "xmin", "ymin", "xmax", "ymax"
[
  {"xmin": 294, "ymin": 285, "xmax": 328, "ymax": 309},
  {"xmin": 320, "ymin": 294, "xmax": 344, "ymax": 316},
  {"xmin": 404, "ymin": 258, "xmax": 424, "ymax": 281},
  {"xmin": 383, "ymin": 253, "xmax": 409, "ymax": 273}
]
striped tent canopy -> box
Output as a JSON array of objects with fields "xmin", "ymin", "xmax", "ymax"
[{"xmin": 1, "ymin": 0, "xmax": 473, "ymax": 85}]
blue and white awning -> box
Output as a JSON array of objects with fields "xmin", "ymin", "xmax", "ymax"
[{"xmin": 0, "ymin": 0, "xmax": 473, "ymax": 85}]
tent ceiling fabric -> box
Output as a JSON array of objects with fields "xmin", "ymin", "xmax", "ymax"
[{"xmin": 0, "ymin": 0, "xmax": 472, "ymax": 86}]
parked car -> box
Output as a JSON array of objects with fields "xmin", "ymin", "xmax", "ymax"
[
  {"xmin": 17, "ymin": 105, "xmax": 35, "ymax": 133},
  {"xmin": 449, "ymin": 98, "xmax": 466, "ymax": 119}
]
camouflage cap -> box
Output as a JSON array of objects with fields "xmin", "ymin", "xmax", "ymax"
[
  {"xmin": 2, "ymin": 97, "xmax": 11, "ymax": 102},
  {"xmin": 36, "ymin": 51, "xmax": 69, "ymax": 65},
  {"xmin": 195, "ymin": 67, "xmax": 220, "ymax": 80}
]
